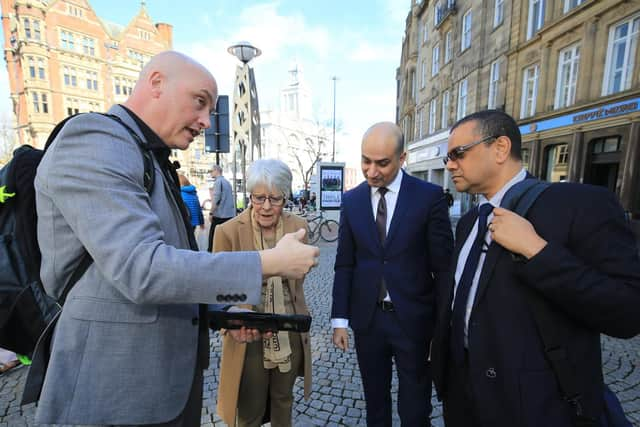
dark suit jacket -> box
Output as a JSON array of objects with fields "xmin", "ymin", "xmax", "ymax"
[
  {"xmin": 431, "ymin": 182, "xmax": 640, "ymax": 427},
  {"xmin": 331, "ymin": 171, "xmax": 453, "ymax": 345}
]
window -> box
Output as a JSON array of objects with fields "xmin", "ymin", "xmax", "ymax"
[
  {"xmin": 592, "ymin": 137, "xmax": 621, "ymax": 154},
  {"xmin": 38, "ymin": 58, "xmax": 45, "ymax": 80},
  {"xmin": 494, "ymin": 0, "xmax": 504, "ymax": 27},
  {"xmin": 66, "ymin": 98, "xmax": 80, "ymax": 116},
  {"xmin": 417, "ymin": 107, "xmax": 425, "ymax": 139},
  {"xmin": 442, "ymin": 90, "xmax": 450, "ymax": 129},
  {"xmin": 28, "ymin": 56, "xmax": 36, "ymax": 79},
  {"xmin": 421, "ymin": 59, "xmax": 427, "ymax": 88},
  {"xmin": 83, "ymin": 37, "xmax": 95, "ymax": 56},
  {"xmin": 23, "ymin": 18, "xmax": 31, "ymax": 39},
  {"xmin": 115, "ymin": 77, "xmax": 121, "ymax": 95},
  {"xmin": 603, "ymin": 14, "xmax": 639, "ymax": 96},
  {"xmin": 555, "ymin": 44, "xmax": 580, "ymax": 109},
  {"xmin": 564, "ymin": 0, "xmax": 584, "ymax": 13},
  {"xmin": 461, "ymin": 10, "xmax": 472, "ymax": 51},
  {"xmin": 33, "ymin": 20, "xmax": 41, "ymax": 41},
  {"xmin": 86, "ymin": 71, "xmax": 98, "ymax": 91},
  {"xmin": 488, "ymin": 61, "xmax": 500, "ymax": 109},
  {"xmin": 63, "ymin": 66, "xmax": 78, "ymax": 87},
  {"xmin": 521, "ymin": 65, "xmax": 539, "ymax": 118},
  {"xmin": 445, "ymin": 31, "xmax": 452, "ymax": 63},
  {"xmin": 432, "ymin": 44, "xmax": 440, "ymax": 76},
  {"xmin": 527, "ymin": 0, "xmax": 545, "ymax": 39},
  {"xmin": 423, "ymin": 20, "xmax": 428, "ymax": 43},
  {"xmin": 31, "ymin": 92, "xmax": 48, "ymax": 114},
  {"xmin": 545, "ymin": 144, "xmax": 569, "ymax": 182},
  {"xmin": 435, "ymin": 1, "xmax": 443, "ymax": 26},
  {"xmin": 138, "ymin": 29, "xmax": 151, "ymax": 41},
  {"xmin": 411, "ymin": 70, "xmax": 416, "ymax": 101},
  {"xmin": 61, "ymin": 30, "xmax": 75, "ymax": 51},
  {"xmin": 457, "ymin": 79, "xmax": 468, "ymax": 120},
  {"xmin": 429, "ymin": 98, "xmax": 437, "ymax": 133},
  {"xmin": 32, "ymin": 92, "xmax": 39, "ymax": 113},
  {"xmin": 522, "ymin": 148, "xmax": 531, "ymax": 169}
]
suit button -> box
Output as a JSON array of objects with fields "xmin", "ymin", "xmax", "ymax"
[
  {"xmin": 486, "ymin": 368, "xmax": 497, "ymax": 379},
  {"xmin": 240, "ymin": 294, "xmax": 247, "ymax": 302},
  {"xmin": 224, "ymin": 295, "xmax": 231, "ymax": 302},
  {"xmin": 191, "ymin": 317, "xmax": 199, "ymax": 326},
  {"xmin": 233, "ymin": 294, "xmax": 241, "ymax": 302},
  {"xmin": 216, "ymin": 295, "xmax": 224, "ymax": 302},
  {"xmin": 383, "ymin": 260, "xmax": 388, "ymax": 264}
]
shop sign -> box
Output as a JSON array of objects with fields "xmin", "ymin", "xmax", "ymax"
[{"xmin": 520, "ymin": 97, "xmax": 640, "ymax": 135}]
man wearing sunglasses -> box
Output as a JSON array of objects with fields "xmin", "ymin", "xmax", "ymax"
[
  {"xmin": 431, "ymin": 110, "xmax": 640, "ymax": 427},
  {"xmin": 332, "ymin": 122, "xmax": 453, "ymax": 426}
]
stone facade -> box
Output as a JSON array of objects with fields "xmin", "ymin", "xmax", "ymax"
[{"xmin": 398, "ymin": 0, "xmax": 640, "ymax": 223}]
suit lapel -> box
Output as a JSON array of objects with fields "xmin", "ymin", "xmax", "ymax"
[
  {"xmin": 385, "ymin": 172, "xmax": 410, "ymax": 249},
  {"xmin": 356, "ymin": 184, "xmax": 382, "ymax": 251}
]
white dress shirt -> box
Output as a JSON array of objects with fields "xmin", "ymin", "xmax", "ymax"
[
  {"xmin": 453, "ymin": 168, "xmax": 527, "ymax": 345},
  {"xmin": 331, "ymin": 170, "xmax": 404, "ymax": 329}
]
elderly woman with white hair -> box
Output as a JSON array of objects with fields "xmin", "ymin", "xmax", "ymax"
[{"xmin": 214, "ymin": 159, "xmax": 312, "ymax": 427}]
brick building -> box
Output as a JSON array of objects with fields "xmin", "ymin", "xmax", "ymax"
[{"xmin": 1, "ymin": 0, "xmax": 172, "ymax": 148}]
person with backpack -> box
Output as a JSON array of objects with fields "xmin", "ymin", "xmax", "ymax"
[
  {"xmin": 29, "ymin": 50, "xmax": 319, "ymax": 427},
  {"xmin": 431, "ymin": 110, "xmax": 640, "ymax": 427}
]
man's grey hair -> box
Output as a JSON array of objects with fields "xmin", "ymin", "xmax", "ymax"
[
  {"xmin": 246, "ymin": 159, "xmax": 293, "ymax": 198},
  {"xmin": 211, "ymin": 164, "xmax": 223, "ymax": 174}
]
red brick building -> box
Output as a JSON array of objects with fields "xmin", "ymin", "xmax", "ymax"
[{"xmin": 1, "ymin": 0, "xmax": 172, "ymax": 148}]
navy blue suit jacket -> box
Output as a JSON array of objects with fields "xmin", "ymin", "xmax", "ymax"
[
  {"xmin": 431, "ymin": 182, "xmax": 640, "ymax": 426},
  {"xmin": 331, "ymin": 171, "xmax": 453, "ymax": 344}
]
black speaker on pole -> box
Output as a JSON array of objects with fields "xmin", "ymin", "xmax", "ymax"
[{"xmin": 205, "ymin": 95, "xmax": 230, "ymax": 154}]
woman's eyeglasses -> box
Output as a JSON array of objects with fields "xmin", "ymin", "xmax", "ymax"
[
  {"xmin": 442, "ymin": 135, "xmax": 499, "ymax": 165},
  {"xmin": 250, "ymin": 194, "xmax": 285, "ymax": 206}
]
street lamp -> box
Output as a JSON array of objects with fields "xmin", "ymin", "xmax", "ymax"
[
  {"xmin": 331, "ymin": 76, "xmax": 338, "ymax": 162},
  {"xmin": 228, "ymin": 41, "xmax": 262, "ymax": 210}
]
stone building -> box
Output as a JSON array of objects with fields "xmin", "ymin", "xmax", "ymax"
[
  {"xmin": 1, "ymin": 0, "xmax": 172, "ymax": 148},
  {"xmin": 398, "ymin": 0, "xmax": 640, "ymax": 227}
]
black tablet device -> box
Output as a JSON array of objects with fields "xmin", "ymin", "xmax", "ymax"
[{"xmin": 208, "ymin": 310, "xmax": 312, "ymax": 333}]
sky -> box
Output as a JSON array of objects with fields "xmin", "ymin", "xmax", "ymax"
[{"xmin": 0, "ymin": 0, "xmax": 412, "ymax": 166}]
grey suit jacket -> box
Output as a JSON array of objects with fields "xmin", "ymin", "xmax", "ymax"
[
  {"xmin": 211, "ymin": 175, "xmax": 235, "ymax": 219},
  {"xmin": 33, "ymin": 105, "xmax": 262, "ymax": 425}
]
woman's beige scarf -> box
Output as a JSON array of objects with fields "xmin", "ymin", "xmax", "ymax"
[{"xmin": 250, "ymin": 209, "xmax": 292, "ymax": 372}]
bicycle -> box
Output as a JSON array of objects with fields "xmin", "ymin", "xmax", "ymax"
[{"xmin": 305, "ymin": 211, "xmax": 339, "ymax": 244}]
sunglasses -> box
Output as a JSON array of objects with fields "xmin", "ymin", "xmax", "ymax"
[{"xmin": 442, "ymin": 135, "xmax": 499, "ymax": 165}]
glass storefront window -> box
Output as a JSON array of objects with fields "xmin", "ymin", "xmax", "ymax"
[
  {"xmin": 522, "ymin": 148, "xmax": 530, "ymax": 170},
  {"xmin": 544, "ymin": 143, "xmax": 569, "ymax": 182}
]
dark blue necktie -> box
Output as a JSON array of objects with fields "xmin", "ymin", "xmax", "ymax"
[{"xmin": 450, "ymin": 203, "xmax": 494, "ymax": 366}]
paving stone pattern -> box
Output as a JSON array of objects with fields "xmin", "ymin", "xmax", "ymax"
[{"xmin": 1, "ymin": 242, "xmax": 639, "ymax": 426}]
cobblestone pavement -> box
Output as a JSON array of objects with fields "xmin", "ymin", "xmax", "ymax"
[{"xmin": 1, "ymin": 242, "xmax": 639, "ymax": 426}]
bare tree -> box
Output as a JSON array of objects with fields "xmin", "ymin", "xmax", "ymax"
[
  {"xmin": 0, "ymin": 112, "xmax": 18, "ymax": 166},
  {"xmin": 290, "ymin": 133, "xmax": 326, "ymax": 191}
]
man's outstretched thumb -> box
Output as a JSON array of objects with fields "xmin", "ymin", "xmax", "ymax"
[{"xmin": 293, "ymin": 228, "xmax": 307, "ymax": 241}]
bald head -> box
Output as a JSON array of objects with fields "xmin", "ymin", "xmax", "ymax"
[
  {"xmin": 362, "ymin": 122, "xmax": 404, "ymax": 156},
  {"xmin": 361, "ymin": 121, "xmax": 406, "ymax": 188},
  {"xmin": 123, "ymin": 51, "xmax": 218, "ymax": 150}
]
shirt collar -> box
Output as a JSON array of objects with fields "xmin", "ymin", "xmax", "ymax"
[
  {"xmin": 119, "ymin": 104, "xmax": 172, "ymax": 163},
  {"xmin": 370, "ymin": 168, "xmax": 404, "ymax": 197},
  {"xmin": 479, "ymin": 168, "xmax": 527, "ymax": 207}
]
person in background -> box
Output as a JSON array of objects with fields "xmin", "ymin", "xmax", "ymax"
[
  {"xmin": 215, "ymin": 159, "xmax": 312, "ymax": 427},
  {"xmin": 178, "ymin": 174, "xmax": 205, "ymax": 232},
  {"xmin": 308, "ymin": 191, "xmax": 317, "ymax": 210},
  {"xmin": 208, "ymin": 164, "xmax": 235, "ymax": 252},
  {"xmin": 444, "ymin": 188, "xmax": 454, "ymax": 208}
]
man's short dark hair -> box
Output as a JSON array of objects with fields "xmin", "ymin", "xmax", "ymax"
[
  {"xmin": 451, "ymin": 110, "xmax": 522, "ymax": 160},
  {"xmin": 395, "ymin": 132, "xmax": 405, "ymax": 156}
]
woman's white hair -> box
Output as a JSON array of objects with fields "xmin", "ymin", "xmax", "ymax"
[{"xmin": 246, "ymin": 159, "xmax": 292, "ymax": 197}]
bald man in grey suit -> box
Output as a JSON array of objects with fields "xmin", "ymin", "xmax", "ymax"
[{"xmin": 31, "ymin": 51, "xmax": 318, "ymax": 427}]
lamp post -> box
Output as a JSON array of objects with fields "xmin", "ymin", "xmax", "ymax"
[
  {"xmin": 331, "ymin": 76, "xmax": 338, "ymax": 162},
  {"xmin": 228, "ymin": 41, "xmax": 262, "ymax": 210}
]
